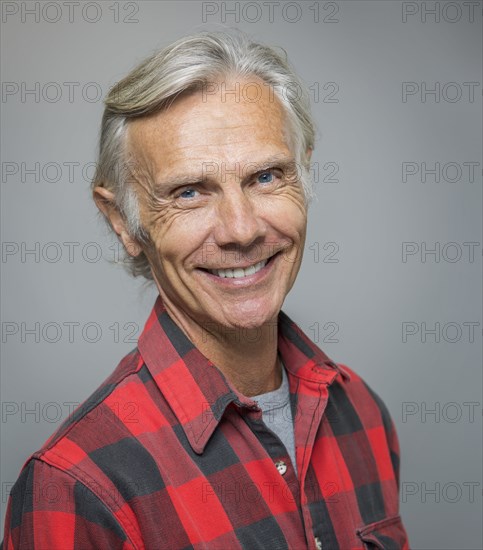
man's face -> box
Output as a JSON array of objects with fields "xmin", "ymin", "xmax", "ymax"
[{"xmin": 126, "ymin": 77, "xmax": 307, "ymax": 334}]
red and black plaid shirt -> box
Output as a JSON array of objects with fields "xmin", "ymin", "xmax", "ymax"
[{"xmin": 3, "ymin": 297, "xmax": 409, "ymax": 549}]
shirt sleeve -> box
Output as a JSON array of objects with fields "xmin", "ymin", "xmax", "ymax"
[
  {"xmin": 3, "ymin": 458, "xmax": 134, "ymax": 549},
  {"xmin": 368, "ymin": 385, "xmax": 402, "ymax": 490},
  {"xmin": 385, "ymin": 411, "xmax": 402, "ymax": 491}
]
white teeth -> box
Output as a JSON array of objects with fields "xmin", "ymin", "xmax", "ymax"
[
  {"xmin": 244, "ymin": 265, "xmax": 256, "ymax": 276},
  {"xmin": 209, "ymin": 259, "xmax": 268, "ymax": 279}
]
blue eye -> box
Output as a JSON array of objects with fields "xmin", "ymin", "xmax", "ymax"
[
  {"xmin": 178, "ymin": 188, "xmax": 198, "ymax": 199},
  {"xmin": 257, "ymin": 171, "xmax": 274, "ymax": 185}
]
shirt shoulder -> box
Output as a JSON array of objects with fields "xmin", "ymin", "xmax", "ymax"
[
  {"xmin": 3, "ymin": 342, "xmax": 147, "ymax": 548},
  {"xmin": 330, "ymin": 362, "xmax": 397, "ymax": 434},
  {"xmin": 30, "ymin": 345, "xmax": 158, "ymax": 482}
]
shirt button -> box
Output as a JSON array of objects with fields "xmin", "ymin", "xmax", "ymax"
[
  {"xmin": 314, "ymin": 536, "xmax": 322, "ymax": 550},
  {"xmin": 274, "ymin": 460, "xmax": 287, "ymax": 475}
]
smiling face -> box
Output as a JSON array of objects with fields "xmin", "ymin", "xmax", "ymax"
[{"xmin": 126, "ymin": 76, "xmax": 308, "ymax": 336}]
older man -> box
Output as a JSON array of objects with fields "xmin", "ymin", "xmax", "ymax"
[{"xmin": 3, "ymin": 32, "xmax": 408, "ymax": 549}]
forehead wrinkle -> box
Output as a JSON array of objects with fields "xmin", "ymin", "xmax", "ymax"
[
  {"xmin": 158, "ymin": 116, "xmax": 292, "ymax": 173},
  {"xmin": 164, "ymin": 112, "xmax": 286, "ymax": 154}
]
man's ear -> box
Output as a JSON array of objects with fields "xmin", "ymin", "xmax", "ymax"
[{"xmin": 93, "ymin": 186, "xmax": 143, "ymax": 258}]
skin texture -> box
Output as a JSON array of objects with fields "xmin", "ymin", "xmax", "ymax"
[{"xmin": 94, "ymin": 76, "xmax": 309, "ymax": 396}]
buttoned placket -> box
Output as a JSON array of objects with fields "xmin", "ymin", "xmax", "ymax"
[
  {"xmin": 239, "ymin": 403, "xmax": 299, "ymax": 479},
  {"xmin": 239, "ymin": 403, "xmax": 302, "ymax": 532},
  {"xmin": 240, "ymin": 370, "xmax": 333, "ymax": 550}
]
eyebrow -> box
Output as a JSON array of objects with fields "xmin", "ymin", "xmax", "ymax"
[{"xmin": 154, "ymin": 154, "xmax": 297, "ymax": 191}]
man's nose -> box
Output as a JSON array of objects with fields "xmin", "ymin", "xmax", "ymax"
[{"xmin": 213, "ymin": 188, "xmax": 266, "ymax": 248}]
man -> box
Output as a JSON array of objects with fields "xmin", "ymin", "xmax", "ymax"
[{"xmin": 3, "ymin": 32, "xmax": 409, "ymax": 549}]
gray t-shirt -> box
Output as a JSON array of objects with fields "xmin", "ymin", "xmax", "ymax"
[{"xmin": 252, "ymin": 365, "xmax": 297, "ymax": 473}]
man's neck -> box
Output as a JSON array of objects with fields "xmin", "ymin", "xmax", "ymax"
[
  {"xmin": 194, "ymin": 322, "xmax": 282, "ymax": 397},
  {"xmin": 163, "ymin": 303, "xmax": 282, "ymax": 397}
]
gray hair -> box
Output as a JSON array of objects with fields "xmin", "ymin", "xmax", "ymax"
[{"xmin": 92, "ymin": 31, "xmax": 316, "ymax": 280}]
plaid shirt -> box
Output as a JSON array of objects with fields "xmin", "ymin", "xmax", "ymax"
[{"xmin": 3, "ymin": 297, "xmax": 409, "ymax": 549}]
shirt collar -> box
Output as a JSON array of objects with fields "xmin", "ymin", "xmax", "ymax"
[{"xmin": 138, "ymin": 296, "xmax": 350, "ymax": 454}]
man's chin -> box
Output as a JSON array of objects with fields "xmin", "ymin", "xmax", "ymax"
[{"xmin": 201, "ymin": 307, "xmax": 280, "ymax": 340}]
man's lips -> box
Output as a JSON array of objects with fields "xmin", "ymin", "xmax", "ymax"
[
  {"xmin": 197, "ymin": 252, "xmax": 280, "ymax": 279},
  {"xmin": 207, "ymin": 259, "xmax": 267, "ymax": 279}
]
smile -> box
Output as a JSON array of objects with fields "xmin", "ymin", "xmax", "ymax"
[{"xmin": 207, "ymin": 259, "xmax": 268, "ymax": 279}]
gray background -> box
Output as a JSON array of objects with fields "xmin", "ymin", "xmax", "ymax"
[{"xmin": 1, "ymin": 1, "xmax": 482, "ymax": 548}]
